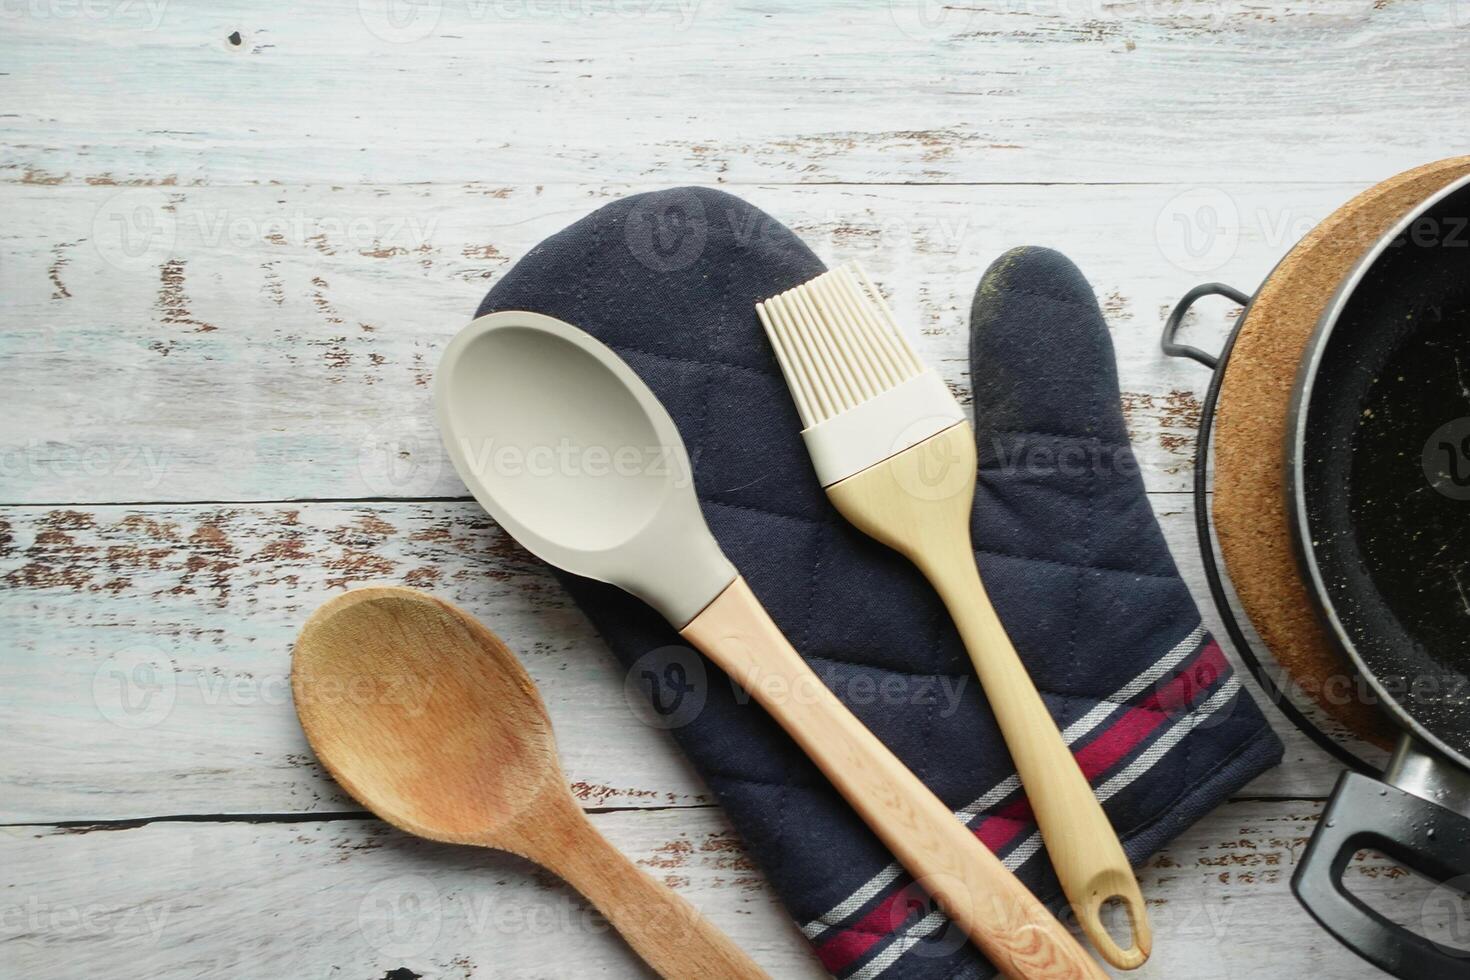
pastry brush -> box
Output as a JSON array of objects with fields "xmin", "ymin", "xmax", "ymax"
[{"xmin": 756, "ymin": 264, "xmax": 1151, "ymax": 970}]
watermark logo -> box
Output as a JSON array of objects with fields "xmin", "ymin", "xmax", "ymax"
[
  {"xmin": 1155, "ymin": 187, "xmax": 1240, "ymax": 274},
  {"xmin": 890, "ymin": 421, "xmax": 973, "ymax": 503},
  {"xmin": 94, "ymin": 190, "xmax": 440, "ymax": 271},
  {"xmin": 357, "ymin": 0, "xmax": 443, "ymax": 43},
  {"xmin": 358, "ymin": 874, "xmax": 443, "ymax": 957},
  {"xmin": 624, "ymin": 189, "xmax": 708, "ymax": 273},
  {"xmin": 0, "ymin": 441, "xmax": 168, "ymax": 489},
  {"xmin": 887, "ymin": 0, "xmax": 977, "ymax": 41},
  {"xmin": 1422, "ymin": 418, "xmax": 1470, "ymax": 501},
  {"xmin": 92, "ymin": 188, "xmax": 177, "ymax": 272},
  {"xmin": 357, "ymin": 417, "xmax": 444, "ymax": 496},
  {"xmin": 1423, "ymin": 0, "xmax": 1470, "ymax": 29},
  {"xmin": 1, "ymin": 0, "xmax": 170, "ymax": 29},
  {"xmin": 449, "ymin": 435, "xmax": 693, "ymax": 488},
  {"xmin": 0, "ymin": 897, "xmax": 173, "ymax": 945},
  {"xmin": 92, "ymin": 646, "xmax": 176, "ymax": 730},
  {"xmin": 623, "ymin": 645, "xmax": 708, "ymax": 730},
  {"xmin": 1420, "ymin": 873, "xmax": 1470, "ymax": 956},
  {"xmin": 357, "ymin": 0, "xmax": 700, "ymax": 43}
]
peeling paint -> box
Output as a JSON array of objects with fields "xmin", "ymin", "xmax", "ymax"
[{"xmin": 157, "ymin": 259, "xmax": 218, "ymax": 333}]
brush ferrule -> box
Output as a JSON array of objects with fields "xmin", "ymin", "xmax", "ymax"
[{"xmin": 802, "ymin": 369, "xmax": 966, "ymax": 487}]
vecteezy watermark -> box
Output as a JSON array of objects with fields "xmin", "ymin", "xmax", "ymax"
[
  {"xmin": 729, "ymin": 663, "xmax": 970, "ymax": 717},
  {"xmin": 92, "ymin": 646, "xmax": 177, "ymax": 730},
  {"xmin": 0, "ymin": 896, "xmax": 173, "ymax": 946},
  {"xmin": 621, "ymin": 644, "xmax": 971, "ymax": 728},
  {"xmin": 92, "ymin": 188, "xmax": 178, "ymax": 272},
  {"xmin": 356, "ymin": 0, "xmax": 443, "ymax": 43},
  {"xmin": 356, "ymin": 0, "xmax": 701, "ymax": 44},
  {"xmin": 1152, "ymin": 187, "xmax": 1470, "ymax": 276},
  {"xmin": 1154, "ymin": 187, "xmax": 1241, "ymax": 275},
  {"xmin": 92, "ymin": 657, "xmax": 436, "ymax": 728},
  {"xmin": 289, "ymin": 672, "xmax": 438, "ymax": 718},
  {"xmin": 1423, "ymin": 417, "xmax": 1470, "ymax": 501},
  {"xmin": 888, "ymin": 420, "xmax": 974, "ymax": 504},
  {"xmin": 886, "ymin": 0, "xmax": 983, "ymax": 41},
  {"xmin": 1375, "ymin": 671, "xmax": 1470, "ymax": 710},
  {"xmin": 1254, "ymin": 657, "xmax": 1470, "ymax": 714},
  {"xmin": 357, "ymin": 417, "xmax": 445, "ymax": 497},
  {"xmin": 356, "ymin": 873, "xmax": 721, "ymax": 953},
  {"xmin": 885, "ymin": 420, "xmax": 1144, "ymax": 505},
  {"xmin": 448, "ymin": 436, "xmax": 695, "ymax": 487},
  {"xmin": 986, "ymin": 432, "xmax": 1141, "ymax": 480},
  {"xmin": 1420, "ymin": 873, "xmax": 1470, "ymax": 957},
  {"xmin": 624, "ymin": 188, "xmax": 710, "ymax": 273},
  {"xmin": 91, "ymin": 188, "xmax": 442, "ymax": 272},
  {"xmin": 887, "ymin": 0, "xmax": 1245, "ymax": 42},
  {"xmin": 1389, "ymin": 214, "xmax": 1470, "ymax": 251},
  {"xmin": 0, "ymin": 440, "xmax": 168, "ymax": 489},
  {"xmin": 358, "ymin": 875, "xmax": 443, "ymax": 957},
  {"xmin": 1423, "ymin": 0, "xmax": 1470, "ymax": 30},
  {"xmin": 623, "ymin": 645, "xmax": 708, "ymax": 730},
  {"xmin": 0, "ymin": 0, "xmax": 170, "ymax": 29}
]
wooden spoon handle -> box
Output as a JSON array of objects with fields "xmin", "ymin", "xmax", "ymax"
[
  {"xmin": 533, "ymin": 796, "xmax": 770, "ymax": 980},
  {"xmin": 925, "ymin": 551, "xmax": 1151, "ymax": 970},
  {"xmin": 682, "ymin": 577, "xmax": 1106, "ymax": 980}
]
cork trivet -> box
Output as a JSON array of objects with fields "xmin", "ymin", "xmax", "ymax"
[{"xmin": 1213, "ymin": 156, "xmax": 1470, "ymax": 749}]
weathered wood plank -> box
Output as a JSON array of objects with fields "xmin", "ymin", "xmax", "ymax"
[
  {"xmin": 0, "ymin": 807, "xmax": 824, "ymax": 979},
  {"xmin": 2, "ymin": 180, "xmax": 1369, "ymax": 504},
  {"xmin": 0, "ymin": 499, "xmax": 1365, "ymax": 824},
  {"xmin": 2, "ymin": 2, "xmax": 1468, "ymax": 187},
  {"xmin": 0, "ymin": 800, "xmax": 1430, "ymax": 979}
]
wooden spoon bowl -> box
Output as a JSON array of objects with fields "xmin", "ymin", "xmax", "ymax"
[{"xmin": 292, "ymin": 586, "xmax": 768, "ymax": 979}]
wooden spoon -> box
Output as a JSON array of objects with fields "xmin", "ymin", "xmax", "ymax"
[{"xmin": 291, "ymin": 586, "xmax": 769, "ymax": 980}]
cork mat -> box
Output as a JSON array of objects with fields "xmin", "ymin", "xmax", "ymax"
[{"xmin": 1213, "ymin": 156, "xmax": 1470, "ymax": 749}]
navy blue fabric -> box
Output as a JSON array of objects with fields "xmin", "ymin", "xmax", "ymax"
[{"xmin": 475, "ymin": 187, "xmax": 1283, "ymax": 978}]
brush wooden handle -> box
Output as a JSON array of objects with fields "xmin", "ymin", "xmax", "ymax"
[
  {"xmin": 521, "ymin": 790, "xmax": 770, "ymax": 980},
  {"xmin": 682, "ymin": 577, "xmax": 1106, "ymax": 980},
  {"xmin": 827, "ymin": 422, "xmax": 1151, "ymax": 970}
]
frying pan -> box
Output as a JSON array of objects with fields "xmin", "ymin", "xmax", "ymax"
[{"xmin": 1287, "ymin": 173, "xmax": 1470, "ymax": 977}]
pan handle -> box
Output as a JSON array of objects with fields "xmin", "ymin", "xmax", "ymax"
[
  {"xmin": 1292, "ymin": 739, "xmax": 1470, "ymax": 979},
  {"xmin": 1160, "ymin": 282, "xmax": 1250, "ymax": 369}
]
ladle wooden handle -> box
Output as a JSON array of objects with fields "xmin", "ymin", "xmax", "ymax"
[
  {"xmin": 522, "ymin": 792, "xmax": 770, "ymax": 980},
  {"xmin": 681, "ymin": 577, "xmax": 1106, "ymax": 980}
]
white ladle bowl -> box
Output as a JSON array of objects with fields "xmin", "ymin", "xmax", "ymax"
[{"xmin": 436, "ymin": 311, "xmax": 732, "ymax": 626}]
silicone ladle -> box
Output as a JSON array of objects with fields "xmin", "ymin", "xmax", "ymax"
[{"xmin": 435, "ymin": 311, "xmax": 1105, "ymax": 980}]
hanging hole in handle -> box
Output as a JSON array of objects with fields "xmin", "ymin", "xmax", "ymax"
[
  {"xmin": 1161, "ymin": 282, "xmax": 1250, "ymax": 370},
  {"xmin": 1077, "ymin": 882, "xmax": 1151, "ymax": 970}
]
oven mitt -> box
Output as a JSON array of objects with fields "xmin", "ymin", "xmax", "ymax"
[{"xmin": 471, "ymin": 188, "xmax": 1284, "ymax": 979}]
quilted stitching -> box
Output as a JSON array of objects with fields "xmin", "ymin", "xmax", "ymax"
[{"xmin": 476, "ymin": 191, "xmax": 1284, "ymax": 979}]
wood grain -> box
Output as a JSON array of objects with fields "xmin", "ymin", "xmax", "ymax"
[
  {"xmin": 683, "ymin": 576, "xmax": 1107, "ymax": 979},
  {"xmin": 0, "ymin": 800, "xmax": 1434, "ymax": 980},
  {"xmin": 0, "ymin": 180, "xmax": 1374, "ymax": 504},
  {"xmin": 0, "ymin": 806, "xmax": 821, "ymax": 980},
  {"xmin": 5, "ymin": 2, "xmax": 1466, "ymax": 975},
  {"xmin": 2, "ymin": 3, "xmax": 1468, "ymax": 187},
  {"xmin": 0, "ymin": 499, "xmax": 1371, "ymax": 824},
  {"xmin": 292, "ymin": 587, "xmax": 769, "ymax": 980}
]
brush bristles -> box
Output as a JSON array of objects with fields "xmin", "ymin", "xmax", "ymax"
[{"xmin": 756, "ymin": 264, "xmax": 925, "ymax": 428}]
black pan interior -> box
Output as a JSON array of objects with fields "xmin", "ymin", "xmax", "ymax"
[{"xmin": 1299, "ymin": 180, "xmax": 1470, "ymax": 761}]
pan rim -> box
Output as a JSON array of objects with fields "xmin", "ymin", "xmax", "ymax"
[{"xmin": 1287, "ymin": 171, "xmax": 1470, "ymax": 772}]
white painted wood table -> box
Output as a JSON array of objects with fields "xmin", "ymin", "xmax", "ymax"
[{"xmin": 3, "ymin": 2, "xmax": 1468, "ymax": 977}]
